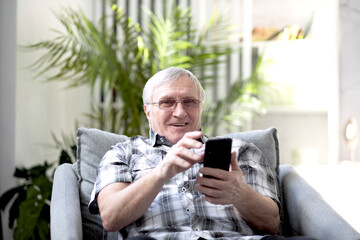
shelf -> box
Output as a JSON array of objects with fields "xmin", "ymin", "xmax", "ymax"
[
  {"xmin": 264, "ymin": 106, "xmax": 328, "ymax": 114},
  {"xmin": 251, "ymin": 38, "xmax": 313, "ymax": 48}
]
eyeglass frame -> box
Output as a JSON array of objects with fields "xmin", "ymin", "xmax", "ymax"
[{"xmin": 146, "ymin": 98, "xmax": 202, "ymax": 111}]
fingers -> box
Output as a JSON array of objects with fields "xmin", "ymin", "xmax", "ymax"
[
  {"xmin": 198, "ymin": 151, "xmax": 236, "ymax": 179},
  {"xmin": 159, "ymin": 131, "xmax": 204, "ymax": 179},
  {"xmin": 170, "ymin": 145, "xmax": 204, "ymax": 166},
  {"xmin": 159, "ymin": 149, "xmax": 203, "ymax": 180},
  {"xmin": 196, "ymin": 169, "xmax": 230, "ymax": 201},
  {"xmin": 195, "ymin": 177, "xmax": 232, "ymax": 205},
  {"xmin": 199, "ymin": 151, "xmax": 238, "ymax": 179},
  {"xmin": 196, "ymin": 153, "xmax": 244, "ymax": 205},
  {"xmin": 176, "ymin": 131, "xmax": 203, "ymax": 149},
  {"xmin": 174, "ymin": 131, "xmax": 204, "ymax": 161},
  {"xmin": 198, "ymin": 167, "xmax": 228, "ymax": 180},
  {"xmin": 171, "ymin": 130, "xmax": 204, "ymax": 163},
  {"xmin": 230, "ymin": 151, "xmax": 240, "ymax": 171}
]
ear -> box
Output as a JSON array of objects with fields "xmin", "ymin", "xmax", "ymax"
[{"xmin": 144, "ymin": 104, "xmax": 151, "ymax": 123}]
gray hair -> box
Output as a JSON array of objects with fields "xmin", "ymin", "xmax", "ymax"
[{"xmin": 142, "ymin": 67, "xmax": 206, "ymax": 106}]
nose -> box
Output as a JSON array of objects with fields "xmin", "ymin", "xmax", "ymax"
[{"xmin": 172, "ymin": 102, "xmax": 187, "ymax": 118}]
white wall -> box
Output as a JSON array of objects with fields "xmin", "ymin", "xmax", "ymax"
[
  {"xmin": 2, "ymin": 0, "xmax": 99, "ymax": 237},
  {"xmin": 253, "ymin": 110, "xmax": 329, "ymax": 165},
  {"xmin": 250, "ymin": 0, "xmax": 338, "ymax": 166},
  {"xmin": 15, "ymin": 0, "xmax": 99, "ymax": 168},
  {"xmin": 1, "ymin": 1, "xmax": 17, "ymax": 238},
  {"xmin": 1, "ymin": 0, "xmax": 101, "ymax": 236},
  {"xmin": 339, "ymin": 0, "xmax": 360, "ymax": 162}
]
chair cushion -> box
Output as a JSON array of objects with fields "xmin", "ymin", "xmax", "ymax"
[
  {"xmin": 224, "ymin": 128, "xmax": 283, "ymax": 234},
  {"xmin": 74, "ymin": 127, "xmax": 129, "ymax": 240},
  {"xmin": 74, "ymin": 127, "xmax": 280, "ymax": 238},
  {"xmin": 224, "ymin": 128, "xmax": 280, "ymax": 178}
]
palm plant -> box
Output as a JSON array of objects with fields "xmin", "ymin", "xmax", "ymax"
[
  {"xmin": 202, "ymin": 53, "xmax": 269, "ymax": 135},
  {"xmin": 28, "ymin": 2, "xmax": 246, "ymax": 136}
]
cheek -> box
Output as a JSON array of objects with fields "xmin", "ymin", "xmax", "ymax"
[
  {"xmin": 192, "ymin": 110, "xmax": 202, "ymax": 123},
  {"xmin": 150, "ymin": 111, "xmax": 169, "ymax": 128}
]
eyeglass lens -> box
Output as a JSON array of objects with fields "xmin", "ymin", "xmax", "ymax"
[{"xmin": 158, "ymin": 98, "xmax": 199, "ymax": 109}]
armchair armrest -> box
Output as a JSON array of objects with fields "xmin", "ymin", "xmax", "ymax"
[
  {"xmin": 279, "ymin": 165, "xmax": 360, "ymax": 240},
  {"xmin": 51, "ymin": 163, "xmax": 82, "ymax": 240}
]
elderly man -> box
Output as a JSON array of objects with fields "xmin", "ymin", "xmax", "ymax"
[{"xmin": 89, "ymin": 67, "xmax": 314, "ymax": 240}]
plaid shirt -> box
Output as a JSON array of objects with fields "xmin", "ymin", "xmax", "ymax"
[{"xmin": 89, "ymin": 130, "xmax": 279, "ymax": 240}]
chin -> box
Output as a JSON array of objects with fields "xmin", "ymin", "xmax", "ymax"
[{"xmin": 165, "ymin": 125, "xmax": 199, "ymax": 143}]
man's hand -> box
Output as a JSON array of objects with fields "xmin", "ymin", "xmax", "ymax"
[
  {"xmin": 156, "ymin": 131, "xmax": 204, "ymax": 181},
  {"xmin": 195, "ymin": 151, "xmax": 241, "ymax": 205},
  {"xmin": 195, "ymin": 151, "xmax": 280, "ymax": 234},
  {"xmin": 98, "ymin": 131, "xmax": 204, "ymax": 231}
]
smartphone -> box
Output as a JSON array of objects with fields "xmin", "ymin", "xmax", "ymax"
[{"xmin": 203, "ymin": 138, "xmax": 232, "ymax": 177}]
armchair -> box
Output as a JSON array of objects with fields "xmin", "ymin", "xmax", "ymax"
[{"xmin": 50, "ymin": 127, "xmax": 360, "ymax": 240}]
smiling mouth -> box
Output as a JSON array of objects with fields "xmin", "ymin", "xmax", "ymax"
[{"xmin": 170, "ymin": 123, "xmax": 188, "ymax": 127}]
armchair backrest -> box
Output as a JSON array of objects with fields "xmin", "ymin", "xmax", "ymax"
[{"xmin": 74, "ymin": 128, "xmax": 129, "ymax": 239}]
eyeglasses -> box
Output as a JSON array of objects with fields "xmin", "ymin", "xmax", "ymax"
[{"xmin": 147, "ymin": 98, "xmax": 201, "ymax": 110}]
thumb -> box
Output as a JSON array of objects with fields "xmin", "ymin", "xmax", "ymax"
[{"xmin": 230, "ymin": 151, "xmax": 240, "ymax": 171}]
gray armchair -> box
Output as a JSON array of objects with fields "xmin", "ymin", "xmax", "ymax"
[{"xmin": 50, "ymin": 127, "xmax": 360, "ymax": 240}]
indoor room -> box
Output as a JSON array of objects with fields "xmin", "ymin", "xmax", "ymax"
[{"xmin": 1, "ymin": 0, "xmax": 359, "ymax": 239}]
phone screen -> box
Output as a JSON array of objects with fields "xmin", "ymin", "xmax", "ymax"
[{"xmin": 203, "ymin": 138, "xmax": 232, "ymax": 175}]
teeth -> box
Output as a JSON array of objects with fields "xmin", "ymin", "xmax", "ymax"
[{"xmin": 172, "ymin": 123, "xmax": 186, "ymax": 126}]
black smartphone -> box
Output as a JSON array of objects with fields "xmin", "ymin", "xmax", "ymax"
[{"xmin": 203, "ymin": 138, "xmax": 232, "ymax": 177}]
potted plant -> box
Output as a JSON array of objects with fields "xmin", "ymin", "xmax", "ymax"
[{"xmin": 0, "ymin": 136, "xmax": 75, "ymax": 240}]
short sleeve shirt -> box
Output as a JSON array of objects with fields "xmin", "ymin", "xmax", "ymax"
[{"xmin": 89, "ymin": 130, "xmax": 279, "ymax": 240}]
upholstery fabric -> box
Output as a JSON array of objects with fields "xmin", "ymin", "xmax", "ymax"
[
  {"xmin": 223, "ymin": 128, "xmax": 280, "ymax": 196},
  {"xmin": 51, "ymin": 163, "xmax": 83, "ymax": 239},
  {"xmin": 73, "ymin": 127, "xmax": 280, "ymax": 239},
  {"xmin": 224, "ymin": 128, "xmax": 283, "ymax": 234},
  {"xmin": 224, "ymin": 128, "xmax": 279, "ymax": 175},
  {"xmin": 280, "ymin": 165, "xmax": 360, "ymax": 239},
  {"xmin": 74, "ymin": 128, "xmax": 129, "ymax": 239}
]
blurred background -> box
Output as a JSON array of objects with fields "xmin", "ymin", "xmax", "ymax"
[{"xmin": 1, "ymin": 0, "xmax": 360, "ymax": 239}]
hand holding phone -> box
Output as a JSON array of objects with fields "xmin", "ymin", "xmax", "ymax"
[{"xmin": 203, "ymin": 138, "xmax": 232, "ymax": 178}]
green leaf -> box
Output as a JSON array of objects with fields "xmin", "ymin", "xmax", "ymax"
[
  {"xmin": 13, "ymin": 175, "xmax": 52, "ymax": 240},
  {"xmin": 0, "ymin": 185, "xmax": 27, "ymax": 229},
  {"xmin": 8, "ymin": 192, "xmax": 27, "ymax": 229},
  {"xmin": 0, "ymin": 186, "xmax": 25, "ymax": 211},
  {"xmin": 14, "ymin": 167, "xmax": 31, "ymax": 180}
]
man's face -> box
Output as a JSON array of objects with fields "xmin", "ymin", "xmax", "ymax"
[{"xmin": 144, "ymin": 76, "xmax": 203, "ymax": 144}]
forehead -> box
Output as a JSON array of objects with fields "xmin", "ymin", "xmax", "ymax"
[{"xmin": 152, "ymin": 76, "xmax": 198, "ymax": 100}]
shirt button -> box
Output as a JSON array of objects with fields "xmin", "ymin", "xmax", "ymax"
[
  {"xmin": 182, "ymin": 187, "xmax": 186, "ymax": 192},
  {"xmin": 186, "ymin": 208, "xmax": 190, "ymax": 212}
]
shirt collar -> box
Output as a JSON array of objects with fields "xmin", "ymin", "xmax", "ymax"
[{"xmin": 149, "ymin": 128, "xmax": 207, "ymax": 147}]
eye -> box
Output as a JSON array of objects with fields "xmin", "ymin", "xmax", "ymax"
[
  {"xmin": 182, "ymin": 98, "xmax": 199, "ymax": 108},
  {"xmin": 159, "ymin": 99, "xmax": 176, "ymax": 107},
  {"xmin": 182, "ymin": 99, "xmax": 196, "ymax": 104}
]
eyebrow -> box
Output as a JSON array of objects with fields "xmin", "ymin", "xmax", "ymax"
[{"xmin": 158, "ymin": 95, "xmax": 197, "ymax": 100}]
